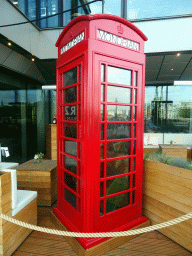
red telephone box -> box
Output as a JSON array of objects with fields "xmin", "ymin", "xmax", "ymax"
[{"xmin": 54, "ymin": 14, "xmax": 148, "ymax": 249}]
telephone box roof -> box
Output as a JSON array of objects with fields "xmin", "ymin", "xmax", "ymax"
[{"xmin": 55, "ymin": 14, "xmax": 148, "ymax": 47}]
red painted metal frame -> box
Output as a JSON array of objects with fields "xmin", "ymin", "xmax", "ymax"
[{"xmin": 54, "ymin": 14, "xmax": 148, "ymax": 249}]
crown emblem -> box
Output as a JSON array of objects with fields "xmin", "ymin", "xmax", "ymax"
[
  {"xmin": 117, "ymin": 24, "xmax": 124, "ymax": 34},
  {"xmin": 69, "ymin": 32, "xmax": 73, "ymax": 38}
]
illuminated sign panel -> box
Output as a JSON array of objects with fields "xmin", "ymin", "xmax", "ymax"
[
  {"xmin": 97, "ymin": 30, "xmax": 139, "ymax": 51},
  {"xmin": 61, "ymin": 31, "xmax": 85, "ymax": 54}
]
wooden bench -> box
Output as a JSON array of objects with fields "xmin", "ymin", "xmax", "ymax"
[{"xmin": 0, "ymin": 169, "xmax": 37, "ymax": 256}]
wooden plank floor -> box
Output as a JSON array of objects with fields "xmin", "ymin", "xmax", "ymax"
[{"xmin": 12, "ymin": 202, "xmax": 192, "ymax": 256}]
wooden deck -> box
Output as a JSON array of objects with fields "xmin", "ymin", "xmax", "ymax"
[{"xmin": 12, "ymin": 202, "xmax": 192, "ymax": 256}]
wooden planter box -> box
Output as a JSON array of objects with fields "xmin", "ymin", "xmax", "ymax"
[
  {"xmin": 16, "ymin": 159, "xmax": 57, "ymax": 206},
  {"xmin": 46, "ymin": 124, "xmax": 57, "ymax": 160},
  {"xmin": 143, "ymin": 160, "xmax": 192, "ymax": 252},
  {"xmin": 159, "ymin": 144, "xmax": 188, "ymax": 159}
]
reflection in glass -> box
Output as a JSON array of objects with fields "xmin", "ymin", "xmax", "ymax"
[
  {"xmin": 101, "ymin": 124, "xmax": 104, "ymax": 140},
  {"xmin": 133, "ymin": 124, "xmax": 136, "ymax": 138},
  {"xmin": 106, "ymin": 192, "xmax": 130, "ymax": 213},
  {"xmin": 100, "ymin": 143, "xmax": 104, "ymax": 159},
  {"xmin": 107, "ymin": 158, "xmax": 130, "ymax": 177},
  {"xmin": 65, "ymin": 172, "xmax": 76, "ymax": 191},
  {"xmin": 132, "ymin": 173, "xmax": 135, "ymax": 188},
  {"xmin": 64, "ymin": 123, "xmax": 77, "ymax": 138},
  {"xmin": 100, "ymin": 162, "xmax": 104, "ymax": 178},
  {"xmin": 133, "ymin": 157, "xmax": 135, "ymax": 172},
  {"xmin": 101, "ymin": 64, "xmax": 105, "ymax": 82},
  {"xmin": 65, "ymin": 140, "xmax": 77, "ymax": 156},
  {"xmin": 134, "ymin": 71, "xmax": 137, "ymax": 86},
  {"xmin": 101, "ymin": 104, "xmax": 104, "ymax": 121},
  {"xmin": 100, "ymin": 181, "xmax": 104, "ymax": 197},
  {"xmin": 101, "ymin": 84, "xmax": 104, "ymax": 102},
  {"xmin": 64, "ymin": 188, "xmax": 76, "ymax": 209},
  {"xmin": 134, "ymin": 89, "xmax": 137, "ymax": 104},
  {"xmin": 64, "ymin": 105, "xmax": 77, "ymax": 121},
  {"xmin": 107, "ymin": 123, "xmax": 131, "ymax": 140},
  {"xmin": 134, "ymin": 106, "xmax": 137, "ymax": 121},
  {"xmin": 107, "ymin": 86, "xmax": 131, "ymax": 103},
  {"xmin": 108, "ymin": 66, "xmax": 131, "ymax": 85},
  {"xmin": 107, "ymin": 141, "xmax": 131, "ymax": 158},
  {"xmin": 65, "ymin": 86, "xmax": 77, "ymax": 103},
  {"xmin": 65, "ymin": 156, "xmax": 77, "ymax": 174},
  {"xmin": 107, "ymin": 175, "xmax": 130, "ymax": 195},
  {"xmin": 64, "ymin": 68, "xmax": 77, "ymax": 87},
  {"xmin": 132, "ymin": 190, "xmax": 135, "ymax": 204},
  {"xmin": 133, "ymin": 140, "xmax": 136, "ymax": 155},
  {"xmin": 144, "ymin": 85, "xmax": 192, "ymax": 133},
  {"xmin": 100, "ymin": 200, "xmax": 104, "ymax": 216},
  {"xmin": 107, "ymin": 105, "xmax": 131, "ymax": 121}
]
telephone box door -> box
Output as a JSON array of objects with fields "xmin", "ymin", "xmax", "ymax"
[
  {"xmin": 57, "ymin": 56, "xmax": 83, "ymax": 231},
  {"xmin": 93, "ymin": 54, "xmax": 145, "ymax": 231}
]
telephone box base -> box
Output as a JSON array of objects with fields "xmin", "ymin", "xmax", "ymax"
[{"xmin": 51, "ymin": 209, "xmax": 150, "ymax": 254}]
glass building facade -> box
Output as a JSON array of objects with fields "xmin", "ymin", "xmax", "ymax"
[
  {"xmin": 11, "ymin": 0, "xmax": 91, "ymax": 28},
  {"xmin": 144, "ymin": 85, "xmax": 192, "ymax": 134}
]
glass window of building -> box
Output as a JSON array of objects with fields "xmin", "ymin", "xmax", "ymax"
[
  {"xmin": 11, "ymin": 0, "xmax": 91, "ymax": 29},
  {"xmin": 144, "ymin": 85, "xmax": 192, "ymax": 134}
]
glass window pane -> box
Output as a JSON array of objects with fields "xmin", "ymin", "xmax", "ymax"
[
  {"xmin": 134, "ymin": 71, "xmax": 137, "ymax": 86},
  {"xmin": 65, "ymin": 172, "xmax": 77, "ymax": 191},
  {"xmin": 65, "ymin": 86, "xmax": 77, "ymax": 103},
  {"xmin": 64, "ymin": 188, "xmax": 76, "ymax": 209},
  {"xmin": 101, "ymin": 64, "xmax": 105, "ymax": 82},
  {"xmin": 106, "ymin": 192, "xmax": 130, "ymax": 213},
  {"xmin": 64, "ymin": 123, "xmax": 77, "ymax": 138},
  {"xmin": 133, "ymin": 141, "xmax": 136, "ymax": 155},
  {"xmin": 133, "ymin": 124, "xmax": 136, "ymax": 138},
  {"xmin": 132, "ymin": 190, "xmax": 135, "ymax": 204},
  {"xmin": 107, "ymin": 123, "xmax": 131, "ymax": 140},
  {"xmin": 107, "ymin": 158, "xmax": 130, "ymax": 177},
  {"xmin": 107, "ymin": 176, "xmax": 130, "ymax": 195},
  {"xmin": 64, "ymin": 105, "xmax": 77, "ymax": 121},
  {"xmin": 107, "ymin": 141, "xmax": 131, "ymax": 158},
  {"xmin": 100, "ymin": 181, "xmax": 104, "ymax": 197},
  {"xmin": 100, "ymin": 200, "xmax": 104, "ymax": 216},
  {"xmin": 107, "ymin": 86, "xmax": 131, "ymax": 103},
  {"xmin": 107, "ymin": 105, "xmax": 131, "ymax": 121},
  {"xmin": 101, "ymin": 124, "xmax": 104, "ymax": 140},
  {"xmin": 133, "ymin": 157, "xmax": 136, "ymax": 172},
  {"xmin": 101, "ymin": 84, "xmax": 104, "ymax": 101},
  {"xmin": 64, "ymin": 68, "xmax": 77, "ymax": 87},
  {"xmin": 100, "ymin": 143, "xmax": 104, "ymax": 159},
  {"xmin": 65, "ymin": 140, "xmax": 77, "ymax": 156},
  {"xmin": 63, "ymin": 0, "xmax": 71, "ymax": 26},
  {"xmin": 40, "ymin": 0, "xmax": 58, "ymax": 28},
  {"xmin": 65, "ymin": 156, "xmax": 77, "ymax": 174},
  {"xmin": 100, "ymin": 162, "xmax": 104, "ymax": 178},
  {"xmin": 101, "ymin": 104, "xmax": 104, "ymax": 121},
  {"xmin": 132, "ymin": 173, "xmax": 135, "ymax": 188},
  {"xmin": 134, "ymin": 106, "xmax": 137, "ymax": 120},
  {"xmin": 134, "ymin": 89, "xmax": 137, "ymax": 104},
  {"xmin": 108, "ymin": 66, "xmax": 131, "ymax": 85}
]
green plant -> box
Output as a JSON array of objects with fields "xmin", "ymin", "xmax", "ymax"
[
  {"xmin": 169, "ymin": 157, "xmax": 192, "ymax": 170},
  {"xmin": 34, "ymin": 152, "xmax": 44, "ymax": 163},
  {"xmin": 144, "ymin": 152, "xmax": 192, "ymax": 170},
  {"xmin": 144, "ymin": 152, "xmax": 170, "ymax": 164}
]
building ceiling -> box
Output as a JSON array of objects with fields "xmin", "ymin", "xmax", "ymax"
[{"xmin": 145, "ymin": 51, "xmax": 192, "ymax": 86}]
